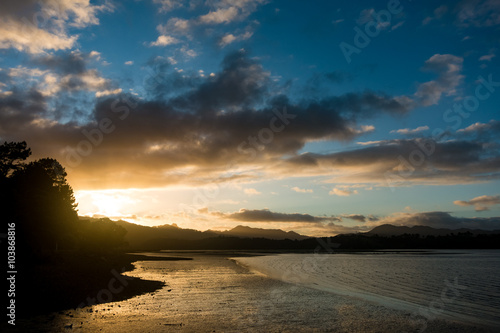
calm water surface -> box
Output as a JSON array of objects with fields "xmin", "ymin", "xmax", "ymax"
[{"xmin": 234, "ymin": 250, "xmax": 500, "ymax": 329}]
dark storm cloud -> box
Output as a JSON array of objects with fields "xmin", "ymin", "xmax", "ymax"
[
  {"xmin": 144, "ymin": 56, "xmax": 202, "ymax": 100},
  {"xmin": 31, "ymin": 52, "xmax": 88, "ymax": 75},
  {"xmin": 0, "ymin": 0, "xmax": 40, "ymax": 17},
  {"xmin": 342, "ymin": 214, "xmax": 366, "ymax": 222},
  {"xmin": 170, "ymin": 50, "xmax": 270, "ymax": 111},
  {"xmin": 285, "ymin": 138, "xmax": 500, "ymax": 185},
  {"xmin": 218, "ymin": 208, "xmax": 340, "ymax": 223},
  {"xmin": 0, "ymin": 87, "xmax": 47, "ymax": 133},
  {"xmin": 1, "ymin": 50, "xmax": 488, "ymax": 189}
]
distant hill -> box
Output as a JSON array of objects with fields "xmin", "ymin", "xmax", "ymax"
[
  {"xmin": 107, "ymin": 219, "xmax": 309, "ymax": 249},
  {"xmin": 212, "ymin": 225, "xmax": 309, "ymax": 240},
  {"xmin": 367, "ymin": 224, "xmax": 500, "ymax": 237}
]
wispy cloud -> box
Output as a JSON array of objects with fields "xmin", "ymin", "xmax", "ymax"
[
  {"xmin": 329, "ymin": 188, "xmax": 358, "ymax": 196},
  {"xmin": 391, "ymin": 126, "xmax": 429, "ymax": 135},
  {"xmin": 291, "ymin": 187, "xmax": 313, "ymax": 193},
  {"xmin": 244, "ymin": 188, "xmax": 261, "ymax": 196},
  {"xmin": 414, "ymin": 54, "xmax": 464, "ymax": 106}
]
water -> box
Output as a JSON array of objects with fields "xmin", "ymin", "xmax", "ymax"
[
  {"xmin": 11, "ymin": 251, "xmax": 499, "ymax": 332},
  {"xmin": 234, "ymin": 250, "xmax": 500, "ymax": 329}
]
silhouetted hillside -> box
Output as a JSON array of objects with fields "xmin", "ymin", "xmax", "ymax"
[
  {"xmin": 108, "ymin": 219, "xmax": 500, "ymax": 250},
  {"xmin": 111, "ymin": 219, "xmax": 309, "ymax": 249}
]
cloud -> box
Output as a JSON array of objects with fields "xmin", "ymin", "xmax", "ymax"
[
  {"xmin": 0, "ymin": 0, "xmax": 112, "ymax": 54},
  {"xmin": 124, "ymin": 61, "xmax": 133, "ymax": 65},
  {"xmin": 153, "ymin": 0, "xmax": 186, "ymax": 13},
  {"xmin": 422, "ymin": 5, "xmax": 448, "ymax": 25},
  {"xmin": 152, "ymin": 0, "xmax": 266, "ymax": 44},
  {"xmin": 455, "ymin": 0, "xmax": 500, "ymax": 27},
  {"xmin": 456, "ymin": 120, "xmax": 500, "ymax": 142},
  {"xmin": 2, "ymin": 52, "xmax": 114, "ymax": 102},
  {"xmin": 244, "ymin": 188, "xmax": 261, "ymax": 196},
  {"xmin": 219, "ymin": 30, "xmax": 253, "ymax": 47},
  {"xmin": 291, "ymin": 187, "xmax": 313, "ymax": 193},
  {"xmin": 414, "ymin": 54, "xmax": 464, "ymax": 106},
  {"xmin": 356, "ymin": 7, "xmax": 396, "ymax": 30},
  {"xmin": 150, "ymin": 35, "xmax": 180, "ymax": 47},
  {"xmin": 27, "ymin": 51, "xmax": 113, "ymax": 95},
  {"xmin": 199, "ymin": 7, "xmax": 239, "ymax": 24},
  {"xmin": 454, "ymin": 195, "xmax": 500, "ymax": 211},
  {"xmin": 32, "ymin": 51, "xmax": 89, "ymax": 75},
  {"xmin": 286, "ymin": 138, "xmax": 500, "ymax": 187},
  {"xmin": 96, "ymin": 88, "xmax": 122, "ymax": 98},
  {"xmin": 356, "ymin": 8, "xmax": 375, "ymax": 25},
  {"xmin": 160, "ymin": 18, "xmax": 192, "ymax": 36},
  {"xmin": 342, "ymin": 214, "xmax": 366, "ymax": 222},
  {"xmin": 391, "ymin": 21, "xmax": 405, "ymax": 30},
  {"xmin": 0, "ymin": 51, "xmax": 454, "ymax": 190},
  {"xmin": 391, "ymin": 126, "xmax": 429, "ymax": 135},
  {"xmin": 479, "ymin": 53, "xmax": 495, "ymax": 61},
  {"xmin": 329, "ymin": 188, "xmax": 358, "ymax": 196},
  {"xmin": 457, "ymin": 120, "xmax": 500, "ymax": 134}
]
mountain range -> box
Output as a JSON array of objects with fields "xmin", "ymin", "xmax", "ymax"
[
  {"xmin": 109, "ymin": 219, "xmax": 309, "ymax": 249},
  {"xmin": 82, "ymin": 217, "xmax": 500, "ymax": 250}
]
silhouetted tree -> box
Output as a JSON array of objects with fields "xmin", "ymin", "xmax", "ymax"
[
  {"xmin": 0, "ymin": 141, "xmax": 31, "ymax": 178},
  {"xmin": 12, "ymin": 158, "xmax": 79, "ymax": 254},
  {"xmin": 1, "ymin": 142, "xmax": 79, "ymax": 258}
]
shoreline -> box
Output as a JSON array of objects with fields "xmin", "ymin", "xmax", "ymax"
[{"xmin": 12, "ymin": 252, "xmax": 193, "ymax": 319}]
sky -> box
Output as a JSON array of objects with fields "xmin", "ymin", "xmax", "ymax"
[{"xmin": 1, "ymin": 0, "xmax": 500, "ymax": 236}]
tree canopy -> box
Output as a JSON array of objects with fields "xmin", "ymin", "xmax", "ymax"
[
  {"xmin": 0, "ymin": 141, "xmax": 31, "ymax": 178},
  {"xmin": 1, "ymin": 141, "xmax": 126, "ymax": 259}
]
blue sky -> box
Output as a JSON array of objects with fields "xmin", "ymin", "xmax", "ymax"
[{"xmin": 1, "ymin": 0, "xmax": 500, "ymax": 235}]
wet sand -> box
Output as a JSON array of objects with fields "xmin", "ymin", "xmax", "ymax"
[{"xmin": 11, "ymin": 252, "xmax": 494, "ymax": 332}]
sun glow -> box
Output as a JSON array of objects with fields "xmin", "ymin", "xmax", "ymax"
[
  {"xmin": 75, "ymin": 191, "xmax": 138, "ymax": 217},
  {"xmin": 91, "ymin": 193, "xmax": 132, "ymax": 216}
]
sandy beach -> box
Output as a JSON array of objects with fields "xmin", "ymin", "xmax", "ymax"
[{"xmin": 11, "ymin": 252, "xmax": 494, "ymax": 333}]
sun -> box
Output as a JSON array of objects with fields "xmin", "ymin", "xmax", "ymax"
[{"xmin": 86, "ymin": 192, "xmax": 136, "ymax": 217}]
